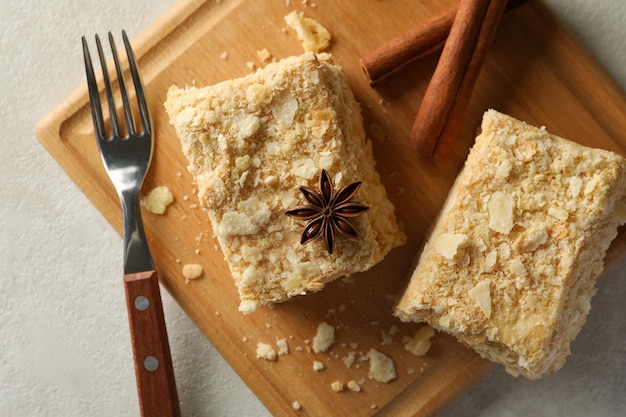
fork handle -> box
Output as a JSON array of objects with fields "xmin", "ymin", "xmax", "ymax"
[{"xmin": 123, "ymin": 270, "xmax": 181, "ymax": 417}]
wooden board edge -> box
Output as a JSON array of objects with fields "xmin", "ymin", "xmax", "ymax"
[{"xmin": 33, "ymin": 0, "xmax": 194, "ymax": 144}]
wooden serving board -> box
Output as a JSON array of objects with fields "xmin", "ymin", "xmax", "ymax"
[{"xmin": 36, "ymin": 0, "xmax": 626, "ymax": 415}]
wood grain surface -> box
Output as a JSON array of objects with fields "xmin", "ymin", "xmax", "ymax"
[{"xmin": 35, "ymin": 0, "xmax": 626, "ymax": 416}]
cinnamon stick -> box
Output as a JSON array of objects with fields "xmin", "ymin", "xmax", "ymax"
[
  {"xmin": 409, "ymin": 0, "xmax": 508, "ymax": 158},
  {"xmin": 360, "ymin": 4, "xmax": 457, "ymax": 85},
  {"xmin": 360, "ymin": 0, "xmax": 527, "ymax": 85}
]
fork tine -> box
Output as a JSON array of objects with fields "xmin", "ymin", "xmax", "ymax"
[
  {"xmin": 82, "ymin": 36, "xmax": 106, "ymax": 140},
  {"xmin": 107, "ymin": 32, "xmax": 135, "ymax": 137},
  {"xmin": 95, "ymin": 34, "xmax": 122, "ymax": 139},
  {"xmin": 122, "ymin": 30, "xmax": 151, "ymax": 136}
]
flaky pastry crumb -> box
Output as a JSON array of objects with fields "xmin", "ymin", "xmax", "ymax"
[
  {"xmin": 141, "ymin": 186, "xmax": 174, "ymax": 214},
  {"xmin": 182, "ymin": 264, "xmax": 204, "ymax": 281},
  {"xmin": 312, "ymin": 322, "xmax": 335, "ymax": 353},
  {"xmin": 284, "ymin": 11, "xmax": 330, "ymax": 53},
  {"xmin": 256, "ymin": 343, "xmax": 277, "ymax": 361},
  {"xmin": 367, "ymin": 349, "xmax": 396, "ymax": 383}
]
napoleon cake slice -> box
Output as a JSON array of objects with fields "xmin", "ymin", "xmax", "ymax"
[
  {"xmin": 165, "ymin": 53, "xmax": 404, "ymax": 314},
  {"xmin": 396, "ymin": 109, "xmax": 626, "ymax": 379}
]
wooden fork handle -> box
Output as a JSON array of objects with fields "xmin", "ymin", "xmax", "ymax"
[{"xmin": 123, "ymin": 270, "xmax": 181, "ymax": 417}]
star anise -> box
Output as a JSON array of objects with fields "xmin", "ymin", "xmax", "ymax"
[{"xmin": 285, "ymin": 169, "xmax": 369, "ymax": 254}]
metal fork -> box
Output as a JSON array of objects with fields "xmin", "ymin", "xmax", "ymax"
[{"xmin": 82, "ymin": 31, "xmax": 181, "ymax": 417}]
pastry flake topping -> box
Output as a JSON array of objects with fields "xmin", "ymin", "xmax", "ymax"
[{"xmin": 285, "ymin": 169, "xmax": 369, "ymax": 254}]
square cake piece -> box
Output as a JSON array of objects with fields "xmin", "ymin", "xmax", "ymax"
[
  {"xmin": 165, "ymin": 53, "xmax": 404, "ymax": 314},
  {"xmin": 395, "ymin": 110, "xmax": 626, "ymax": 379}
]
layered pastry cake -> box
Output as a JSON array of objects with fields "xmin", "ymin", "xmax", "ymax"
[
  {"xmin": 165, "ymin": 53, "xmax": 404, "ymax": 314},
  {"xmin": 396, "ymin": 110, "xmax": 626, "ymax": 379}
]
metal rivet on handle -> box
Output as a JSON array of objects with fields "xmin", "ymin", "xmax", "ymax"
[
  {"xmin": 134, "ymin": 295, "xmax": 150, "ymax": 311},
  {"xmin": 143, "ymin": 355, "xmax": 159, "ymax": 371}
]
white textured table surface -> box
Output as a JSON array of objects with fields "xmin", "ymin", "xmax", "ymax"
[{"xmin": 2, "ymin": 1, "xmax": 625, "ymax": 416}]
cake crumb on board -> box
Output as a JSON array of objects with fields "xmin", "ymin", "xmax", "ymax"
[
  {"xmin": 312, "ymin": 322, "xmax": 335, "ymax": 353},
  {"xmin": 367, "ymin": 349, "xmax": 397, "ymax": 383},
  {"xmin": 256, "ymin": 343, "xmax": 277, "ymax": 361},
  {"xmin": 330, "ymin": 380, "xmax": 344, "ymax": 392},
  {"xmin": 141, "ymin": 185, "xmax": 174, "ymax": 214},
  {"xmin": 284, "ymin": 11, "xmax": 330, "ymax": 53},
  {"xmin": 404, "ymin": 326, "xmax": 436, "ymax": 357},
  {"xmin": 182, "ymin": 264, "xmax": 203, "ymax": 282}
]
